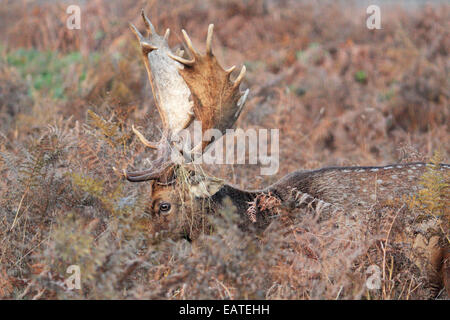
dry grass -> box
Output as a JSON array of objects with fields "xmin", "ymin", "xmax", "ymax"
[{"xmin": 0, "ymin": 0, "xmax": 448, "ymax": 299}]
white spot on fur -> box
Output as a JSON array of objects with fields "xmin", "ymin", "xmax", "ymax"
[
  {"xmin": 316, "ymin": 200, "xmax": 330, "ymax": 212},
  {"xmin": 396, "ymin": 165, "xmax": 403, "ymax": 169},
  {"xmin": 384, "ymin": 166, "xmax": 394, "ymax": 170},
  {"xmin": 370, "ymin": 168, "xmax": 379, "ymax": 172},
  {"xmin": 299, "ymin": 193, "xmax": 311, "ymax": 204}
]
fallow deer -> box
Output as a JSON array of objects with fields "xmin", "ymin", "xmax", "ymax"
[{"xmin": 123, "ymin": 11, "xmax": 449, "ymax": 298}]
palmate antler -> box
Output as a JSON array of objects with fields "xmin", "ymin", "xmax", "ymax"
[
  {"xmin": 125, "ymin": 11, "xmax": 191, "ymax": 182},
  {"xmin": 169, "ymin": 24, "xmax": 249, "ymax": 151},
  {"xmin": 129, "ymin": 10, "xmax": 193, "ymax": 139},
  {"xmin": 125, "ymin": 11, "xmax": 248, "ymax": 182}
]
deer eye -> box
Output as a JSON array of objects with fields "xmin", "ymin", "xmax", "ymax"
[{"xmin": 159, "ymin": 202, "xmax": 171, "ymax": 214}]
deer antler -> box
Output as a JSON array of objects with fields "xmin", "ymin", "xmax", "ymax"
[
  {"xmin": 168, "ymin": 24, "xmax": 249, "ymax": 151},
  {"xmin": 129, "ymin": 10, "xmax": 193, "ymax": 140},
  {"xmin": 124, "ymin": 138, "xmax": 174, "ymax": 182},
  {"xmin": 125, "ymin": 13, "xmax": 248, "ymax": 182},
  {"xmin": 125, "ymin": 10, "xmax": 194, "ymax": 182}
]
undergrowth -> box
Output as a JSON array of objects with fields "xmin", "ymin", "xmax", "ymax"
[{"xmin": 0, "ymin": 0, "xmax": 448, "ymax": 300}]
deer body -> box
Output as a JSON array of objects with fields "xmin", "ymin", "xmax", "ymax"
[
  {"xmin": 268, "ymin": 162, "xmax": 449, "ymax": 208},
  {"xmin": 124, "ymin": 12, "xmax": 449, "ymax": 298},
  {"xmin": 151, "ymin": 162, "xmax": 449, "ymax": 225}
]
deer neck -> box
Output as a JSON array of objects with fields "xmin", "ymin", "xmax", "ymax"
[{"xmin": 211, "ymin": 184, "xmax": 258, "ymax": 211}]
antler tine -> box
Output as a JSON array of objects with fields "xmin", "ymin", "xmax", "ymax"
[
  {"xmin": 129, "ymin": 22, "xmax": 144, "ymax": 42},
  {"xmin": 206, "ymin": 24, "xmax": 214, "ymax": 56},
  {"xmin": 125, "ymin": 166, "xmax": 171, "ymax": 182},
  {"xmin": 125, "ymin": 162, "xmax": 172, "ymax": 181},
  {"xmin": 125, "ymin": 143, "xmax": 173, "ymax": 182},
  {"xmin": 141, "ymin": 41, "xmax": 158, "ymax": 52},
  {"xmin": 129, "ymin": 23, "xmax": 158, "ymax": 53},
  {"xmin": 233, "ymin": 65, "xmax": 246, "ymax": 88},
  {"xmin": 225, "ymin": 65, "xmax": 236, "ymax": 74},
  {"xmin": 168, "ymin": 27, "xmax": 217, "ymax": 67},
  {"xmin": 164, "ymin": 28, "xmax": 170, "ymax": 40},
  {"xmin": 182, "ymin": 29, "xmax": 199, "ymax": 57},
  {"xmin": 237, "ymin": 88, "xmax": 249, "ymax": 110},
  {"xmin": 132, "ymin": 125, "xmax": 159, "ymax": 149},
  {"xmin": 141, "ymin": 9, "xmax": 156, "ymax": 36},
  {"xmin": 166, "ymin": 29, "xmax": 198, "ymax": 66},
  {"xmin": 167, "ymin": 52, "xmax": 195, "ymax": 66}
]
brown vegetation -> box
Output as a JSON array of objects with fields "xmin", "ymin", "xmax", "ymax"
[{"xmin": 0, "ymin": 0, "xmax": 449, "ymax": 299}]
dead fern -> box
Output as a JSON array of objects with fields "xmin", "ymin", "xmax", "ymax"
[
  {"xmin": 408, "ymin": 151, "xmax": 449, "ymax": 243},
  {"xmin": 246, "ymin": 192, "xmax": 281, "ymax": 223}
]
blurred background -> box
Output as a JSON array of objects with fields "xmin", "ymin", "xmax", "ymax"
[{"xmin": 0, "ymin": 0, "xmax": 448, "ymax": 299}]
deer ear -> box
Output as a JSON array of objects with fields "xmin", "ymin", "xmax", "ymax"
[{"xmin": 190, "ymin": 177, "xmax": 223, "ymax": 198}]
